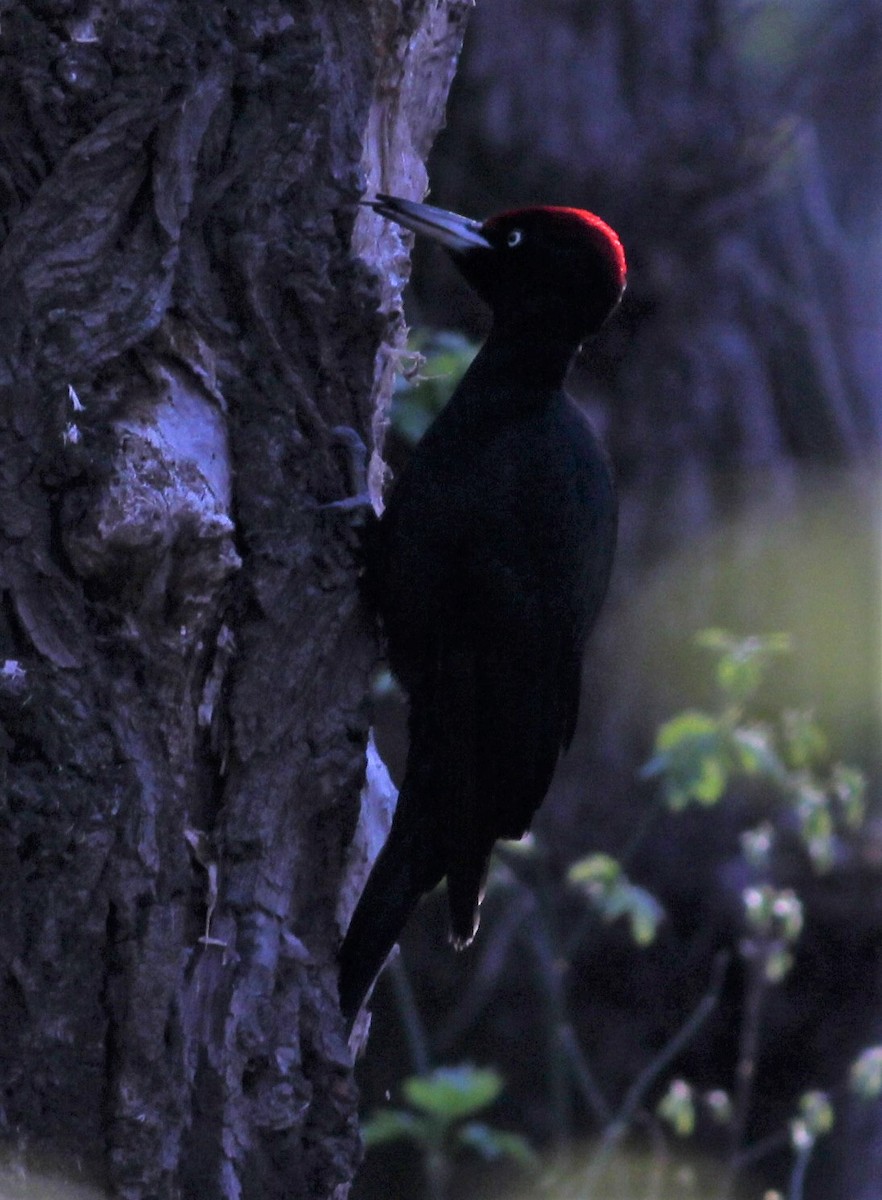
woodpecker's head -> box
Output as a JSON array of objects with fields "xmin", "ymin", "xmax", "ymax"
[{"xmin": 366, "ymin": 194, "xmax": 626, "ymax": 343}]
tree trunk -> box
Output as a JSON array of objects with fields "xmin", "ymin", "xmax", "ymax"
[{"xmin": 0, "ymin": 2, "xmax": 468, "ymax": 1197}]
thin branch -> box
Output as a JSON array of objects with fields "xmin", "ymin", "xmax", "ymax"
[
  {"xmin": 435, "ymin": 881, "xmax": 535, "ymax": 1050},
  {"xmin": 720, "ymin": 942, "xmax": 771, "ymax": 1200},
  {"xmin": 788, "ymin": 1140, "xmax": 815, "ymax": 1200},
  {"xmin": 583, "ymin": 951, "xmax": 730, "ymax": 1188},
  {"xmin": 389, "ymin": 955, "xmax": 432, "ymax": 1076},
  {"xmin": 558, "ymin": 1019, "xmax": 613, "ymax": 1126}
]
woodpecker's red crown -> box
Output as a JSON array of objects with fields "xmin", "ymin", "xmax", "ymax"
[{"xmin": 483, "ymin": 206, "xmax": 626, "ymax": 292}]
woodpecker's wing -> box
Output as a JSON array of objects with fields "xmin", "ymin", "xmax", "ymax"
[{"xmin": 457, "ymin": 391, "xmax": 616, "ymax": 834}]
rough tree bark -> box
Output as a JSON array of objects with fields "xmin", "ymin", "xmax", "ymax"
[{"xmin": 0, "ymin": 2, "xmax": 469, "ymax": 1197}]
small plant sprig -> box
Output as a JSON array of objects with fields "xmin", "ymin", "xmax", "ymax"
[
  {"xmin": 362, "ymin": 1064, "xmax": 535, "ymax": 1200},
  {"xmin": 641, "ymin": 632, "xmax": 872, "ymax": 1200},
  {"xmin": 364, "ymin": 631, "xmax": 878, "ymax": 1200},
  {"xmin": 642, "ymin": 630, "xmax": 866, "ymax": 871},
  {"xmin": 567, "ymin": 851, "xmax": 665, "ymax": 946}
]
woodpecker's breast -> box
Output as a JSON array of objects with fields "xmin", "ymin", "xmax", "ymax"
[{"xmin": 375, "ymin": 385, "xmax": 616, "ymax": 690}]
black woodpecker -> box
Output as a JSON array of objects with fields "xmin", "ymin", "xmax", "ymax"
[{"xmin": 339, "ymin": 195, "xmax": 627, "ymax": 1033}]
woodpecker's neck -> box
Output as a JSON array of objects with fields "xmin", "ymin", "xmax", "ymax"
[{"xmin": 477, "ymin": 321, "xmax": 580, "ymax": 392}]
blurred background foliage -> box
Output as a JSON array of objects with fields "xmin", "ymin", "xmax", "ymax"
[{"xmin": 355, "ymin": 1, "xmax": 882, "ymax": 1198}]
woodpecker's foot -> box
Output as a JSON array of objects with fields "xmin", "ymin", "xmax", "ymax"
[
  {"xmin": 319, "ymin": 425, "xmax": 372, "ymax": 511},
  {"xmin": 320, "ymin": 492, "xmax": 372, "ymax": 512}
]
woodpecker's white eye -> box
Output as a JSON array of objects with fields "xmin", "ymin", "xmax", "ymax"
[{"xmin": 507, "ymin": 229, "xmax": 523, "ymax": 247}]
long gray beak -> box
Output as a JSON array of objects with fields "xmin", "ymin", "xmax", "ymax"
[{"xmin": 364, "ymin": 193, "xmax": 492, "ymax": 252}]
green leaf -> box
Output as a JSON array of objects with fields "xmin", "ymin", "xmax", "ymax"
[
  {"xmin": 657, "ymin": 1079, "xmax": 696, "ymax": 1137},
  {"xmin": 625, "ymin": 886, "xmax": 666, "ymax": 946},
  {"xmin": 805, "ymin": 834, "xmax": 835, "ymax": 873},
  {"xmin": 391, "ymin": 330, "xmax": 479, "ymax": 443},
  {"xmin": 651, "ymin": 711, "xmax": 728, "ymax": 809},
  {"xmin": 567, "ymin": 855, "xmax": 664, "ymax": 945},
  {"xmin": 655, "ymin": 710, "xmax": 720, "ymax": 753},
  {"xmin": 496, "ymin": 833, "xmax": 540, "ymax": 859},
  {"xmin": 793, "ymin": 778, "xmax": 834, "ymax": 869},
  {"xmin": 782, "ymin": 710, "xmax": 828, "ymax": 770},
  {"xmin": 731, "ymin": 725, "xmax": 785, "ymax": 779},
  {"xmin": 832, "ymin": 764, "xmax": 867, "ymax": 829},
  {"xmin": 567, "ymin": 852, "xmax": 621, "ymax": 889},
  {"xmin": 370, "ymin": 668, "xmax": 400, "ymax": 700},
  {"xmin": 850, "ymin": 1046, "xmax": 882, "ymax": 1100},
  {"xmin": 362, "ymin": 1108, "xmax": 423, "ymax": 1149},
  {"xmin": 391, "ymin": 393, "xmax": 435, "ymax": 444},
  {"xmin": 694, "ymin": 628, "xmax": 739, "ymax": 652},
  {"xmin": 695, "ymin": 630, "xmax": 791, "ymax": 704},
  {"xmin": 796, "ymin": 1091, "xmax": 834, "ymax": 1138},
  {"xmin": 403, "ymin": 1066, "xmax": 503, "ymax": 1121},
  {"xmin": 696, "ymin": 629, "xmax": 791, "ymax": 655},
  {"xmin": 717, "ymin": 649, "xmax": 765, "ymax": 704},
  {"xmin": 456, "ymin": 1122, "xmax": 538, "ymax": 1168},
  {"xmin": 764, "ymin": 947, "xmax": 794, "ymax": 983}
]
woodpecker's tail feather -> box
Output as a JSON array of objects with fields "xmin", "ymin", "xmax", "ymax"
[
  {"xmin": 338, "ymin": 792, "xmax": 444, "ymax": 1034},
  {"xmin": 446, "ymin": 845, "xmax": 492, "ymax": 949}
]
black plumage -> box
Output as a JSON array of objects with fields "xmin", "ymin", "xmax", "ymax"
[{"xmin": 339, "ymin": 197, "xmax": 626, "ymax": 1031}]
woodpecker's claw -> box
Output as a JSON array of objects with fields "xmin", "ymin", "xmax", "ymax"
[{"xmin": 319, "ymin": 425, "xmax": 373, "ymax": 513}]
